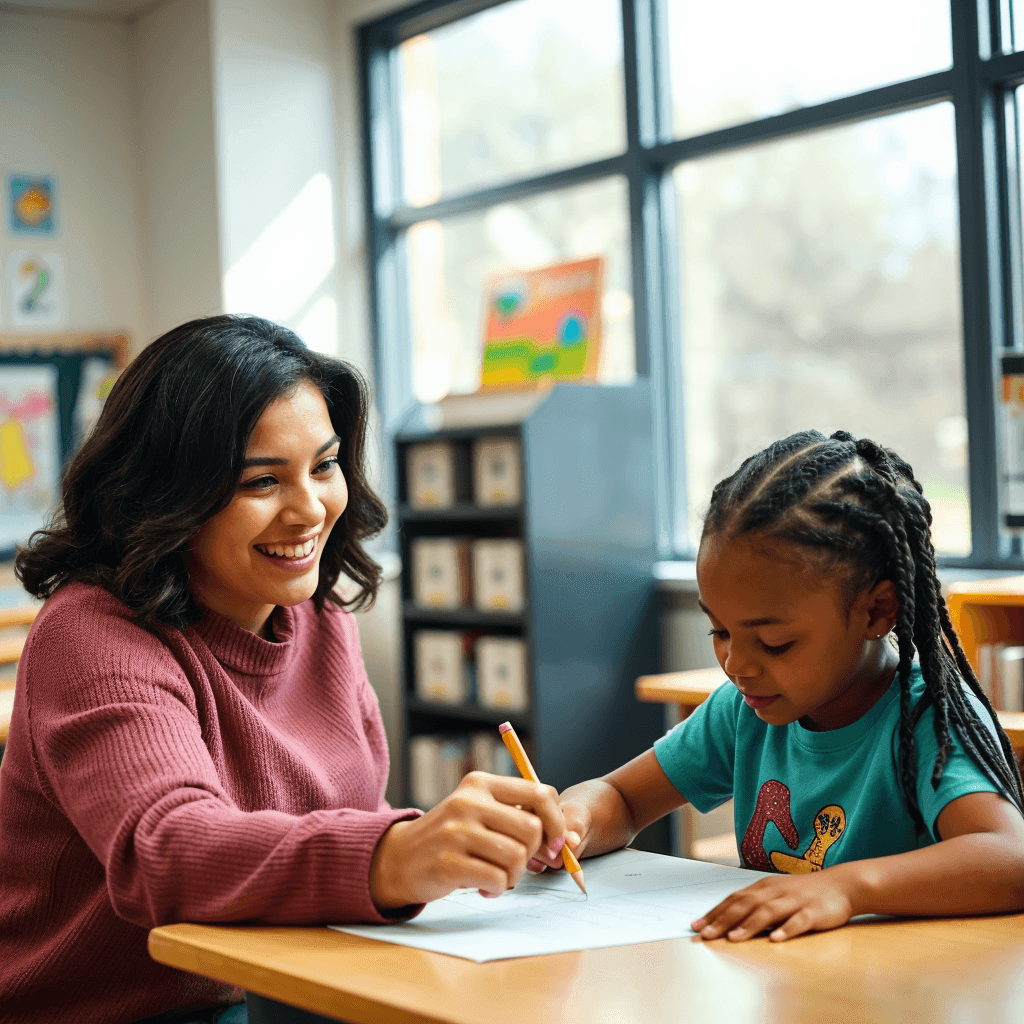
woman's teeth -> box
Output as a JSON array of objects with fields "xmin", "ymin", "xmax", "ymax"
[{"xmin": 257, "ymin": 538, "xmax": 316, "ymax": 559}]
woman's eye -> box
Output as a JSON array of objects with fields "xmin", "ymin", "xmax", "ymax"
[
  {"xmin": 241, "ymin": 475, "xmax": 276, "ymax": 490},
  {"xmin": 760, "ymin": 641, "xmax": 794, "ymax": 656},
  {"xmin": 707, "ymin": 628, "xmax": 728, "ymax": 641},
  {"xmin": 314, "ymin": 455, "xmax": 340, "ymax": 475}
]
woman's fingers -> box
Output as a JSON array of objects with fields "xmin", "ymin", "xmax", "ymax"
[{"xmin": 463, "ymin": 772, "xmax": 566, "ymax": 852}]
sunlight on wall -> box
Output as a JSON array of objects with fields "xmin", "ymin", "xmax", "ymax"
[
  {"xmin": 222, "ymin": 172, "xmax": 335, "ymax": 335},
  {"xmin": 295, "ymin": 294, "xmax": 338, "ymax": 355}
]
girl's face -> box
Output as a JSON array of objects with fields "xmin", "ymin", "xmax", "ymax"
[
  {"xmin": 696, "ymin": 531, "xmax": 899, "ymax": 731},
  {"xmin": 185, "ymin": 379, "xmax": 348, "ymax": 636}
]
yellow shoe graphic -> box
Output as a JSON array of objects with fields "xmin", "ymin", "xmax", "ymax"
[{"xmin": 770, "ymin": 805, "xmax": 846, "ymax": 874}]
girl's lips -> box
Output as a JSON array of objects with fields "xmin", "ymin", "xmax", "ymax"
[{"xmin": 741, "ymin": 692, "xmax": 779, "ymax": 709}]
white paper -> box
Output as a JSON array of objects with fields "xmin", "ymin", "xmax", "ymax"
[{"xmin": 330, "ymin": 848, "xmax": 768, "ymax": 962}]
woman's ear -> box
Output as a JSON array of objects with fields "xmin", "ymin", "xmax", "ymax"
[{"xmin": 863, "ymin": 578, "xmax": 899, "ymax": 639}]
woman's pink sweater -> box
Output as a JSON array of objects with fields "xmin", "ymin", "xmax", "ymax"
[{"xmin": 0, "ymin": 583, "xmax": 419, "ymax": 1024}]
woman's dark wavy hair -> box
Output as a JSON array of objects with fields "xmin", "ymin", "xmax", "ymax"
[
  {"xmin": 704, "ymin": 428, "xmax": 1024, "ymax": 836},
  {"xmin": 16, "ymin": 314, "xmax": 388, "ymax": 630}
]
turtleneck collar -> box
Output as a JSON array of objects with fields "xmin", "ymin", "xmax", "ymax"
[{"xmin": 191, "ymin": 603, "xmax": 298, "ymax": 677}]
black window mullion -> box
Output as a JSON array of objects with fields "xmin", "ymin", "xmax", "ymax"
[
  {"xmin": 950, "ymin": 0, "xmax": 1007, "ymax": 565},
  {"xmin": 623, "ymin": 0, "xmax": 676, "ymax": 555}
]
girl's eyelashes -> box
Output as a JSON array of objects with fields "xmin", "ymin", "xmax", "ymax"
[
  {"xmin": 315, "ymin": 455, "xmax": 340, "ymax": 474},
  {"xmin": 706, "ymin": 628, "xmax": 794, "ymax": 656}
]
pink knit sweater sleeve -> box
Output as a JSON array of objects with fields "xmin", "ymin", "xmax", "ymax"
[{"xmin": 22, "ymin": 589, "xmax": 420, "ymax": 928}]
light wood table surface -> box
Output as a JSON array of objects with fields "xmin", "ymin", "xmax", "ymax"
[{"xmin": 149, "ymin": 912, "xmax": 1024, "ymax": 1024}]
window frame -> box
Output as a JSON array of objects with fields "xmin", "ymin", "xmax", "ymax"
[{"xmin": 358, "ymin": 0, "xmax": 1024, "ymax": 568}]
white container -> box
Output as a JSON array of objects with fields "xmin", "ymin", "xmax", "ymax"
[
  {"xmin": 471, "ymin": 539, "xmax": 525, "ymax": 612},
  {"xmin": 477, "ymin": 636, "xmax": 529, "ymax": 712},
  {"xmin": 408, "ymin": 442, "xmax": 456, "ymax": 508},
  {"xmin": 411, "ymin": 537, "xmax": 471, "ymax": 608},
  {"xmin": 414, "ymin": 630, "xmax": 472, "ymax": 705},
  {"xmin": 473, "ymin": 437, "xmax": 521, "ymax": 506}
]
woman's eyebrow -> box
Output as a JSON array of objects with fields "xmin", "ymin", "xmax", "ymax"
[
  {"xmin": 242, "ymin": 434, "xmax": 341, "ymax": 469},
  {"xmin": 697, "ymin": 599, "xmax": 787, "ymax": 628}
]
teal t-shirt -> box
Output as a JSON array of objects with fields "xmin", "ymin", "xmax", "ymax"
[{"xmin": 653, "ymin": 668, "xmax": 1003, "ymax": 872}]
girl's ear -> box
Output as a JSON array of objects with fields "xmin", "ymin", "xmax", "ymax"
[{"xmin": 863, "ymin": 578, "xmax": 899, "ymax": 639}]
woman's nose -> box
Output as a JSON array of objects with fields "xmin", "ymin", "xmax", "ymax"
[{"xmin": 280, "ymin": 481, "xmax": 325, "ymax": 526}]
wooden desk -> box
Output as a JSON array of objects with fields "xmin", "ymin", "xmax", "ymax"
[{"xmin": 149, "ymin": 912, "xmax": 1024, "ymax": 1024}]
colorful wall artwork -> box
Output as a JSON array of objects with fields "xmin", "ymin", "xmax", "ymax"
[
  {"xmin": 479, "ymin": 256, "xmax": 604, "ymax": 391},
  {"xmin": 8, "ymin": 176, "xmax": 56, "ymax": 236},
  {"xmin": 6, "ymin": 252, "xmax": 66, "ymax": 329},
  {"xmin": 0, "ymin": 365, "xmax": 59, "ymax": 553}
]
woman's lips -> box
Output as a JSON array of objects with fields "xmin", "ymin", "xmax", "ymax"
[
  {"xmin": 254, "ymin": 539, "xmax": 318, "ymax": 571},
  {"xmin": 740, "ymin": 692, "xmax": 779, "ymax": 709}
]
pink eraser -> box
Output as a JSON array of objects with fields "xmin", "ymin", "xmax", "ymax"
[{"xmin": 498, "ymin": 722, "xmax": 512, "ymax": 734}]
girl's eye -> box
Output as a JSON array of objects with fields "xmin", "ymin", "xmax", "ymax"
[
  {"xmin": 760, "ymin": 641, "xmax": 794, "ymax": 656},
  {"xmin": 707, "ymin": 628, "xmax": 728, "ymax": 641}
]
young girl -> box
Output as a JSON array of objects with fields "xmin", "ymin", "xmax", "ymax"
[
  {"xmin": 536, "ymin": 429, "xmax": 1024, "ymax": 942},
  {"xmin": 0, "ymin": 315, "xmax": 565, "ymax": 1024}
]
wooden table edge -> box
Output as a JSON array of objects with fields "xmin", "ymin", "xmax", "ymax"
[{"xmin": 148, "ymin": 925, "xmax": 449, "ymax": 1024}]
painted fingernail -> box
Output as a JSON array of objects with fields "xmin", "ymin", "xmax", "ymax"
[
  {"xmin": 527, "ymin": 858, "xmax": 546, "ymax": 872},
  {"xmin": 691, "ymin": 918, "xmax": 705, "ymax": 929},
  {"xmin": 728, "ymin": 929, "xmax": 744, "ymax": 940},
  {"xmin": 701, "ymin": 926, "xmax": 715, "ymax": 937},
  {"xmin": 567, "ymin": 831, "xmax": 581, "ymax": 847},
  {"xmin": 547, "ymin": 835, "xmax": 566, "ymax": 858},
  {"xmin": 770, "ymin": 930, "xmax": 785, "ymax": 941}
]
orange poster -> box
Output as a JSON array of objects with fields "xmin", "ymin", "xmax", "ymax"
[{"xmin": 479, "ymin": 257, "xmax": 604, "ymax": 391}]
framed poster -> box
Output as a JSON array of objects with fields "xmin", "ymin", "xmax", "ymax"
[
  {"xmin": 479, "ymin": 256, "xmax": 604, "ymax": 392},
  {"xmin": 8, "ymin": 175, "xmax": 56, "ymax": 236}
]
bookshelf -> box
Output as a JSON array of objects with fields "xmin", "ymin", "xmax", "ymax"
[{"xmin": 394, "ymin": 383, "xmax": 670, "ymax": 853}]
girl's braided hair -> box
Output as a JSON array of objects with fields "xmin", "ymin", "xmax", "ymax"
[{"xmin": 704, "ymin": 428, "xmax": 1024, "ymax": 834}]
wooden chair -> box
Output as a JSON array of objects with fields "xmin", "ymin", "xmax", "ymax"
[{"xmin": 0, "ymin": 605, "xmax": 41, "ymax": 749}]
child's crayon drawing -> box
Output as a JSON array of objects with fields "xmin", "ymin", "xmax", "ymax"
[
  {"xmin": 479, "ymin": 257, "xmax": 604, "ymax": 391},
  {"xmin": 8, "ymin": 175, "xmax": 56, "ymax": 235}
]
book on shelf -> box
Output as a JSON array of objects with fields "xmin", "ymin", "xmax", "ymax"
[
  {"xmin": 410, "ymin": 537, "xmax": 473, "ymax": 608},
  {"xmin": 976, "ymin": 643, "xmax": 1024, "ymax": 712},
  {"xmin": 409, "ymin": 730, "xmax": 516, "ymax": 810}
]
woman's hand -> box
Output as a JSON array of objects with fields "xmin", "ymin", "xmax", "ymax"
[
  {"xmin": 369, "ymin": 772, "xmax": 566, "ymax": 910},
  {"xmin": 691, "ymin": 869, "xmax": 857, "ymax": 942}
]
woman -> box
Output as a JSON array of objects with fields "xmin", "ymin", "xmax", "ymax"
[{"xmin": 0, "ymin": 315, "xmax": 566, "ymax": 1024}]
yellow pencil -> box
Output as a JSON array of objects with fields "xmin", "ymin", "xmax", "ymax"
[{"xmin": 498, "ymin": 721, "xmax": 587, "ymax": 896}]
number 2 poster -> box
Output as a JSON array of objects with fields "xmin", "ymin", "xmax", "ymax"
[{"xmin": 6, "ymin": 252, "xmax": 66, "ymax": 329}]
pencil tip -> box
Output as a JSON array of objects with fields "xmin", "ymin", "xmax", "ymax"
[{"xmin": 571, "ymin": 869, "xmax": 587, "ymax": 896}]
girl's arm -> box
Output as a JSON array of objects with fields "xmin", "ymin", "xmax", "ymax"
[
  {"xmin": 534, "ymin": 748, "xmax": 688, "ymax": 867},
  {"xmin": 694, "ymin": 790, "xmax": 1024, "ymax": 942}
]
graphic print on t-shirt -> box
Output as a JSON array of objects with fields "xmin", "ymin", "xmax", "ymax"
[
  {"xmin": 770, "ymin": 805, "xmax": 847, "ymax": 873},
  {"xmin": 740, "ymin": 780, "xmax": 847, "ymax": 873},
  {"xmin": 740, "ymin": 779, "xmax": 799, "ymax": 870}
]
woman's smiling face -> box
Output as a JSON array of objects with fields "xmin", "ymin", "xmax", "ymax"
[{"xmin": 184, "ymin": 379, "xmax": 348, "ymax": 636}]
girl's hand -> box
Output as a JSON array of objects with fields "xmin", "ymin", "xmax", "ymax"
[
  {"xmin": 370, "ymin": 772, "xmax": 566, "ymax": 909},
  {"xmin": 690, "ymin": 869, "xmax": 857, "ymax": 942}
]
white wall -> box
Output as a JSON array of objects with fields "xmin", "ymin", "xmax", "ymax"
[
  {"xmin": 0, "ymin": 8, "xmax": 145, "ymax": 344},
  {"xmin": 214, "ymin": 0, "xmax": 344, "ymax": 356},
  {"xmin": 130, "ymin": 0, "xmax": 223, "ymax": 342}
]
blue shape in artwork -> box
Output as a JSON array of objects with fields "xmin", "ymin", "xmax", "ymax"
[{"xmin": 558, "ymin": 313, "xmax": 586, "ymax": 347}]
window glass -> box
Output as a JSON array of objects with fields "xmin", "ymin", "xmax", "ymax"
[
  {"xmin": 400, "ymin": 0, "xmax": 626, "ymax": 206},
  {"xmin": 668, "ymin": 0, "xmax": 953, "ymax": 138},
  {"xmin": 406, "ymin": 176, "xmax": 633, "ymax": 401},
  {"xmin": 676, "ymin": 103, "xmax": 969, "ymax": 555}
]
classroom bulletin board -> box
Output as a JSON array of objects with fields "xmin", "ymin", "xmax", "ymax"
[{"xmin": 0, "ymin": 332, "xmax": 128, "ymax": 558}]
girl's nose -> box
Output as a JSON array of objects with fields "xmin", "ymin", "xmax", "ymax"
[{"xmin": 723, "ymin": 643, "xmax": 759, "ymax": 680}]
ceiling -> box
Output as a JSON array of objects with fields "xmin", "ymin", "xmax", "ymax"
[{"xmin": 0, "ymin": 0, "xmax": 159, "ymax": 19}]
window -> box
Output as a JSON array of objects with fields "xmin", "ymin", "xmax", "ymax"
[{"xmin": 360, "ymin": 0, "xmax": 1024, "ymax": 567}]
